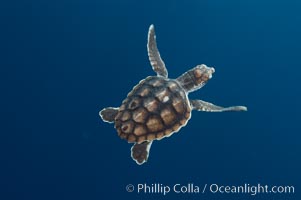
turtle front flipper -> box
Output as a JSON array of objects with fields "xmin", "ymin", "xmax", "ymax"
[
  {"xmin": 190, "ymin": 100, "xmax": 247, "ymax": 112},
  {"xmin": 99, "ymin": 107, "xmax": 119, "ymax": 123},
  {"xmin": 131, "ymin": 141, "xmax": 153, "ymax": 165},
  {"xmin": 147, "ymin": 24, "xmax": 168, "ymax": 78}
]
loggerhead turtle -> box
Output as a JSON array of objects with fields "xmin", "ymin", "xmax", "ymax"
[{"xmin": 99, "ymin": 24, "xmax": 247, "ymax": 165}]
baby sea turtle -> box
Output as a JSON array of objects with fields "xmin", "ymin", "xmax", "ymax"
[{"xmin": 100, "ymin": 25, "xmax": 247, "ymax": 165}]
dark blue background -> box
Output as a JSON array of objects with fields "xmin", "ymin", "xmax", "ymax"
[{"xmin": 0, "ymin": 0, "xmax": 300, "ymax": 199}]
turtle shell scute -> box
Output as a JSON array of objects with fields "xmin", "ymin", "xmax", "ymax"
[{"xmin": 114, "ymin": 76, "xmax": 191, "ymax": 143}]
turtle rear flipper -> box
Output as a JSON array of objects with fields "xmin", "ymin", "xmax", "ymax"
[
  {"xmin": 131, "ymin": 141, "xmax": 153, "ymax": 165},
  {"xmin": 99, "ymin": 107, "xmax": 119, "ymax": 123}
]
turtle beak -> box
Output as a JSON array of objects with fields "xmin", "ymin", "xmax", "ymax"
[
  {"xmin": 196, "ymin": 64, "xmax": 215, "ymax": 79},
  {"xmin": 208, "ymin": 67, "xmax": 215, "ymax": 79}
]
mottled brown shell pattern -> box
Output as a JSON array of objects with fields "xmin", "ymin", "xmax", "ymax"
[{"xmin": 114, "ymin": 76, "xmax": 191, "ymax": 144}]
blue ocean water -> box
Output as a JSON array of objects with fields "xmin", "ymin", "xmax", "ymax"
[{"xmin": 0, "ymin": 0, "xmax": 300, "ymax": 199}]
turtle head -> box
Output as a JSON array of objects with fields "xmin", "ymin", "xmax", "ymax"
[{"xmin": 176, "ymin": 64, "xmax": 215, "ymax": 93}]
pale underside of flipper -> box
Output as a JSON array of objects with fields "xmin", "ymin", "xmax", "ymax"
[
  {"xmin": 190, "ymin": 99, "xmax": 247, "ymax": 112},
  {"xmin": 131, "ymin": 141, "xmax": 153, "ymax": 165},
  {"xmin": 147, "ymin": 24, "xmax": 168, "ymax": 78},
  {"xmin": 99, "ymin": 107, "xmax": 119, "ymax": 123}
]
